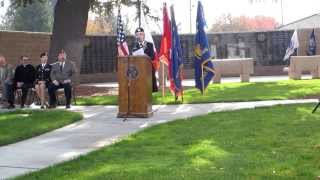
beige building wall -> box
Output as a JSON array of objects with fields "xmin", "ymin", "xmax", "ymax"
[{"xmin": 0, "ymin": 31, "xmax": 51, "ymax": 66}]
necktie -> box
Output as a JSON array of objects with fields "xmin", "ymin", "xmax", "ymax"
[
  {"xmin": 60, "ymin": 63, "xmax": 63, "ymax": 72},
  {"xmin": 0, "ymin": 67, "xmax": 3, "ymax": 80}
]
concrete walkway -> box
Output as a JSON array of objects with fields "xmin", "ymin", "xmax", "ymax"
[{"xmin": 0, "ymin": 99, "xmax": 318, "ymax": 179}]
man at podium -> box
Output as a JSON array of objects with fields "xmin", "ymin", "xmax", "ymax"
[{"xmin": 132, "ymin": 27, "xmax": 158, "ymax": 92}]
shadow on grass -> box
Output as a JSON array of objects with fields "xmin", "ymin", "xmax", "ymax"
[
  {"xmin": 153, "ymin": 80, "xmax": 320, "ymax": 104},
  {"xmin": 0, "ymin": 110, "xmax": 83, "ymax": 146},
  {"xmin": 17, "ymin": 104, "xmax": 320, "ymax": 179},
  {"xmin": 76, "ymin": 80, "xmax": 320, "ymax": 106}
]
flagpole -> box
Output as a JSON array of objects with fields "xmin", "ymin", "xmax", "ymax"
[
  {"xmin": 162, "ymin": 62, "xmax": 165, "ymax": 98},
  {"xmin": 181, "ymin": 90, "xmax": 184, "ymax": 102},
  {"xmin": 295, "ymin": 29, "xmax": 299, "ymax": 56},
  {"xmin": 181, "ymin": 68, "xmax": 184, "ymax": 103},
  {"xmin": 201, "ymin": 64, "xmax": 205, "ymax": 95},
  {"xmin": 138, "ymin": 0, "xmax": 142, "ymax": 27}
]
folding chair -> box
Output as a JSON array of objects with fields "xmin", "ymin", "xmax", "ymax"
[
  {"xmin": 0, "ymin": 87, "xmax": 5, "ymax": 106},
  {"xmin": 15, "ymin": 88, "xmax": 38, "ymax": 107},
  {"xmin": 56, "ymin": 84, "xmax": 77, "ymax": 105}
]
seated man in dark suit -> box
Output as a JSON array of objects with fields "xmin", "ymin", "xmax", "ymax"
[
  {"xmin": 48, "ymin": 50, "xmax": 76, "ymax": 109},
  {"xmin": 14, "ymin": 56, "xmax": 36, "ymax": 108},
  {"xmin": 132, "ymin": 27, "xmax": 158, "ymax": 92}
]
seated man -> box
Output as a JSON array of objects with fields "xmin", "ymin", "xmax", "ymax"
[
  {"xmin": 0, "ymin": 54, "xmax": 15, "ymax": 109},
  {"xmin": 48, "ymin": 50, "xmax": 76, "ymax": 109},
  {"xmin": 14, "ymin": 56, "xmax": 36, "ymax": 108}
]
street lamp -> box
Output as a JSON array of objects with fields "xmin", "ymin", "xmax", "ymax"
[
  {"xmin": 189, "ymin": 0, "xmax": 195, "ymax": 33},
  {"xmin": 138, "ymin": 0, "xmax": 142, "ymax": 27},
  {"xmin": 280, "ymin": 0, "xmax": 284, "ymax": 25},
  {"xmin": 189, "ymin": 0, "xmax": 192, "ymax": 33}
]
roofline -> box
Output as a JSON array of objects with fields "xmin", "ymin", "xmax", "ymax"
[{"xmin": 277, "ymin": 13, "xmax": 320, "ymax": 29}]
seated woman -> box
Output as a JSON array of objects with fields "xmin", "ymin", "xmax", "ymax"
[{"xmin": 35, "ymin": 52, "xmax": 51, "ymax": 109}]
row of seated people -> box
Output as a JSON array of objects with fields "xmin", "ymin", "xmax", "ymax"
[{"xmin": 0, "ymin": 50, "xmax": 76, "ymax": 109}]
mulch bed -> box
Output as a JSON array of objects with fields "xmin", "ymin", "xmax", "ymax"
[{"xmin": 74, "ymin": 86, "xmax": 118, "ymax": 97}]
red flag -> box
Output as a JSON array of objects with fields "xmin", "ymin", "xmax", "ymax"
[
  {"xmin": 159, "ymin": 3, "xmax": 175, "ymax": 93},
  {"xmin": 159, "ymin": 3, "xmax": 172, "ymax": 66}
]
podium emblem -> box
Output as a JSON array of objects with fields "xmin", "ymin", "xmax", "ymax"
[{"xmin": 126, "ymin": 65, "xmax": 139, "ymax": 80}]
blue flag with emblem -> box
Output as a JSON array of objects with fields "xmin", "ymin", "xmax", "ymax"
[
  {"xmin": 307, "ymin": 29, "xmax": 316, "ymax": 56},
  {"xmin": 170, "ymin": 5, "xmax": 184, "ymax": 97},
  {"xmin": 194, "ymin": 1, "xmax": 214, "ymax": 93}
]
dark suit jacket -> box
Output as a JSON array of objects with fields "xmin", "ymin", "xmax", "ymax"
[
  {"xmin": 132, "ymin": 41, "xmax": 155, "ymax": 60},
  {"xmin": 14, "ymin": 64, "xmax": 36, "ymax": 84},
  {"xmin": 50, "ymin": 60, "xmax": 76, "ymax": 83},
  {"xmin": 35, "ymin": 64, "xmax": 52, "ymax": 84},
  {"xmin": 131, "ymin": 41, "xmax": 158, "ymax": 92}
]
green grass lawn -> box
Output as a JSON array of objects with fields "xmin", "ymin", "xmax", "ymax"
[
  {"xmin": 76, "ymin": 79, "xmax": 320, "ymax": 105},
  {"xmin": 17, "ymin": 104, "xmax": 320, "ymax": 179},
  {"xmin": 0, "ymin": 110, "xmax": 83, "ymax": 146}
]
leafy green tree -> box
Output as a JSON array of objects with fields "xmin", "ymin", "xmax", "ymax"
[{"xmin": 1, "ymin": 0, "xmax": 53, "ymax": 32}]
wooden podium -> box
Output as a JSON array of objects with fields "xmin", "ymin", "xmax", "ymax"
[{"xmin": 117, "ymin": 55, "xmax": 153, "ymax": 118}]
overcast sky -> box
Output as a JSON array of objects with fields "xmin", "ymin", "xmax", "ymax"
[
  {"xmin": 1, "ymin": 0, "xmax": 320, "ymax": 34},
  {"xmin": 144, "ymin": 0, "xmax": 320, "ymax": 34}
]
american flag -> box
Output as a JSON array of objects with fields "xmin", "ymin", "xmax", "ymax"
[{"xmin": 117, "ymin": 8, "xmax": 129, "ymax": 56}]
